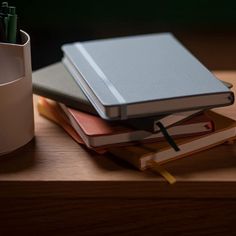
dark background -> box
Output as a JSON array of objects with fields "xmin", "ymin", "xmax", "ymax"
[{"xmin": 9, "ymin": 0, "xmax": 236, "ymax": 70}]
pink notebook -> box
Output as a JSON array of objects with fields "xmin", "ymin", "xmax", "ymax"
[{"xmin": 60, "ymin": 103, "xmax": 214, "ymax": 148}]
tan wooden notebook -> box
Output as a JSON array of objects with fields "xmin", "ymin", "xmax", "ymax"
[{"xmin": 109, "ymin": 111, "xmax": 236, "ymax": 170}]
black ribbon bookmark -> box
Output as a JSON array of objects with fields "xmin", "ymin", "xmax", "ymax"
[{"xmin": 156, "ymin": 122, "xmax": 180, "ymax": 152}]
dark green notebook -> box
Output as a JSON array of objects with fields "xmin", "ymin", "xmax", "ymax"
[{"xmin": 32, "ymin": 62, "xmax": 97, "ymax": 114}]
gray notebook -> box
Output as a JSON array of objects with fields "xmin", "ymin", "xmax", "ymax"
[
  {"xmin": 32, "ymin": 62, "xmax": 97, "ymax": 114},
  {"xmin": 61, "ymin": 33, "xmax": 233, "ymax": 120}
]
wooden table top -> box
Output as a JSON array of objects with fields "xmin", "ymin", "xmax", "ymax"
[{"xmin": 0, "ymin": 71, "xmax": 236, "ymax": 199}]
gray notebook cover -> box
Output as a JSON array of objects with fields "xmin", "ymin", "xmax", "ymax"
[
  {"xmin": 62, "ymin": 33, "xmax": 234, "ymax": 119},
  {"xmin": 32, "ymin": 62, "xmax": 97, "ymax": 114}
]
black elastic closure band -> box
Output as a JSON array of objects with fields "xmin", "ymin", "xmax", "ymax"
[{"xmin": 156, "ymin": 122, "xmax": 180, "ymax": 152}]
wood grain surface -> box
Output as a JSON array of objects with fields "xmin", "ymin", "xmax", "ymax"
[{"xmin": 0, "ymin": 71, "xmax": 236, "ymax": 235}]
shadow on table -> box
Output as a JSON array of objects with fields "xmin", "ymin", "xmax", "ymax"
[
  {"xmin": 0, "ymin": 138, "xmax": 37, "ymax": 174},
  {"xmin": 165, "ymin": 143, "xmax": 236, "ymax": 178},
  {"xmin": 0, "ymin": 135, "xmax": 236, "ymax": 179},
  {"xmin": 80, "ymin": 144, "xmax": 137, "ymax": 171}
]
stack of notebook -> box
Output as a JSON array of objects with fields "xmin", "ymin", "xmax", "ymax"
[{"xmin": 33, "ymin": 33, "xmax": 236, "ymax": 176}]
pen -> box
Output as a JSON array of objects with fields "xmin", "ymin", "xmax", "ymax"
[
  {"xmin": 7, "ymin": 6, "xmax": 17, "ymax": 43},
  {"xmin": 0, "ymin": 2, "xmax": 8, "ymax": 41},
  {"xmin": 0, "ymin": 15, "xmax": 6, "ymax": 41},
  {"xmin": 1, "ymin": 2, "xmax": 8, "ymax": 15},
  {"xmin": 0, "ymin": 2, "xmax": 19, "ymax": 44},
  {"xmin": 0, "ymin": 2, "xmax": 9, "ymax": 42}
]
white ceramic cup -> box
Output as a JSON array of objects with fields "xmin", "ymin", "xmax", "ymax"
[{"xmin": 0, "ymin": 31, "xmax": 34, "ymax": 155}]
